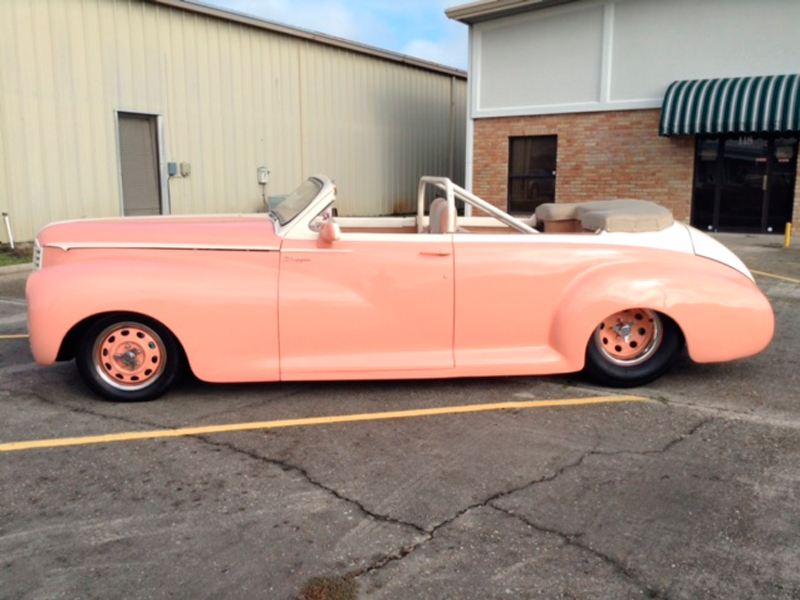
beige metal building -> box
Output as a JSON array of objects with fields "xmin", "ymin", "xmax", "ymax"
[{"xmin": 0, "ymin": 0, "xmax": 467, "ymax": 242}]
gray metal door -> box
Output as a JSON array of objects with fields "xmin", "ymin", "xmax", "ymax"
[{"xmin": 118, "ymin": 113, "xmax": 162, "ymax": 216}]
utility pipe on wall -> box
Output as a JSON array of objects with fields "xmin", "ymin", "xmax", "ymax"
[{"xmin": 2, "ymin": 213, "xmax": 13, "ymax": 250}]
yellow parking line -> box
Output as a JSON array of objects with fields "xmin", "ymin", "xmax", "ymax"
[
  {"xmin": 0, "ymin": 395, "xmax": 647, "ymax": 452},
  {"xmin": 0, "ymin": 333, "xmax": 29, "ymax": 339},
  {"xmin": 751, "ymin": 270, "xmax": 800, "ymax": 285}
]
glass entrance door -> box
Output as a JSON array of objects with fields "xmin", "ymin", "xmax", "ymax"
[
  {"xmin": 507, "ymin": 136, "xmax": 557, "ymax": 215},
  {"xmin": 718, "ymin": 137, "xmax": 769, "ymax": 230},
  {"xmin": 692, "ymin": 135, "xmax": 797, "ymax": 233},
  {"xmin": 769, "ymin": 138, "xmax": 799, "ymax": 232}
]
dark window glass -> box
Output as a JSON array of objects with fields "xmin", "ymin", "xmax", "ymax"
[
  {"xmin": 692, "ymin": 134, "xmax": 797, "ymax": 233},
  {"xmin": 718, "ymin": 136, "xmax": 769, "ymax": 230},
  {"xmin": 768, "ymin": 137, "xmax": 798, "ymax": 232},
  {"xmin": 692, "ymin": 138, "xmax": 719, "ymax": 230},
  {"xmin": 508, "ymin": 136, "xmax": 557, "ymax": 214}
]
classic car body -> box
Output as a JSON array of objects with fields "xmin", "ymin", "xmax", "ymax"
[{"xmin": 27, "ymin": 176, "xmax": 774, "ymax": 401}]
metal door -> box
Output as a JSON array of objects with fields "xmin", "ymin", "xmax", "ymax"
[{"xmin": 118, "ymin": 113, "xmax": 163, "ymax": 216}]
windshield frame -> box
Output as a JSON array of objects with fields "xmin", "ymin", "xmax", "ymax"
[
  {"xmin": 271, "ymin": 175, "xmax": 338, "ymax": 240},
  {"xmin": 270, "ymin": 178, "xmax": 324, "ymax": 227}
]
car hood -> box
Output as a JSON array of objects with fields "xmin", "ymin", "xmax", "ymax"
[{"xmin": 37, "ymin": 215, "xmax": 281, "ymax": 250}]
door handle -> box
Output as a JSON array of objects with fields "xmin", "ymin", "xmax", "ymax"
[{"xmin": 419, "ymin": 250, "xmax": 451, "ymax": 256}]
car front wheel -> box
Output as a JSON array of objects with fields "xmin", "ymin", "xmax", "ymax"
[
  {"xmin": 76, "ymin": 314, "xmax": 183, "ymax": 402},
  {"xmin": 584, "ymin": 308, "xmax": 683, "ymax": 388}
]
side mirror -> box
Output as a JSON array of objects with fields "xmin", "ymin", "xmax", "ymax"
[{"xmin": 319, "ymin": 221, "xmax": 341, "ymax": 243}]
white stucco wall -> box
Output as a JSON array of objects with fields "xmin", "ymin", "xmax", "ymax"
[{"xmin": 471, "ymin": 0, "xmax": 800, "ymax": 118}]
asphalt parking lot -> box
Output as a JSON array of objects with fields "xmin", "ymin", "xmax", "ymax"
[{"xmin": 1, "ymin": 235, "xmax": 799, "ymax": 600}]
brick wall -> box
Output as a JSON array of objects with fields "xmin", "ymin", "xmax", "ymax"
[{"xmin": 473, "ymin": 109, "xmax": 696, "ymax": 222}]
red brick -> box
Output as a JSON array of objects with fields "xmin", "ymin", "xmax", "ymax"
[{"xmin": 472, "ymin": 109, "xmax": 800, "ymax": 232}]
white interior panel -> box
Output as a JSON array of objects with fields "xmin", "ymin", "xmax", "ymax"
[
  {"xmin": 611, "ymin": 0, "xmax": 800, "ymax": 102},
  {"xmin": 477, "ymin": 5, "xmax": 604, "ymax": 111}
]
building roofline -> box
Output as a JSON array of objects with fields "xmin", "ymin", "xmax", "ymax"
[
  {"xmin": 148, "ymin": 0, "xmax": 467, "ymax": 79},
  {"xmin": 446, "ymin": 0, "xmax": 580, "ymax": 24}
]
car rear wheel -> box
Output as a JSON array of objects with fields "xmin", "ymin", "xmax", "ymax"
[
  {"xmin": 76, "ymin": 314, "xmax": 183, "ymax": 402},
  {"xmin": 584, "ymin": 309, "xmax": 683, "ymax": 388}
]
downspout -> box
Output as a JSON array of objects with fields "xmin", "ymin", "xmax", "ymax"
[
  {"xmin": 464, "ymin": 26, "xmax": 474, "ymax": 216},
  {"xmin": 3, "ymin": 213, "xmax": 14, "ymax": 250},
  {"xmin": 448, "ymin": 75, "xmax": 456, "ymax": 182}
]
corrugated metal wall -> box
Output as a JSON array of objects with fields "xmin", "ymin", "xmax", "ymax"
[{"xmin": 0, "ymin": 0, "xmax": 466, "ymax": 241}]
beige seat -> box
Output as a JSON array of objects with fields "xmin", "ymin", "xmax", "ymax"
[
  {"xmin": 535, "ymin": 199, "xmax": 673, "ymax": 233},
  {"xmin": 535, "ymin": 203, "xmax": 579, "ymax": 222},
  {"xmin": 428, "ymin": 197, "xmax": 456, "ymax": 233},
  {"xmin": 533, "ymin": 203, "xmax": 582, "ymax": 233}
]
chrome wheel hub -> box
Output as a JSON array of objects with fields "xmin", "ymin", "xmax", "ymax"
[{"xmin": 594, "ymin": 309, "xmax": 663, "ymax": 367}]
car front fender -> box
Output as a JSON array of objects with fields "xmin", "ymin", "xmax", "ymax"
[{"xmin": 26, "ymin": 253, "xmax": 280, "ymax": 382}]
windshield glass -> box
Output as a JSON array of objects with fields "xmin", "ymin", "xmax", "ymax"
[{"xmin": 271, "ymin": 178, "xmax": 323, "ymax": 226}]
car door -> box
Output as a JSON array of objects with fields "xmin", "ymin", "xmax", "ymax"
[
  {"xmin": 451, "ymin": 234, "xmax": 579, "ymax": 373},
  {"xmin": 278, "ymin": 233, "xmax": 454, "ymax": 377}
]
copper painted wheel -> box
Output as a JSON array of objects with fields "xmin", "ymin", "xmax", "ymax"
[
  {"xmin": 585, "ymin": 309, "xmax": 683, "ymax": 388},
  {"xmin": 593, "ymin": 309, "xmax": 663, "ymax": 367},
  {"xmin": 77, "ymin": 314, "xmax": 183, "ymax": 402},
  {"xmin": 92, "ymin": 322, "xmax": 167, "ymax": 391}
]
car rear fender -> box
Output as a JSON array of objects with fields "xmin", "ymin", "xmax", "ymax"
[{"xmin": 549, "ymin": 258, "xmax": 774, "ymax": 368}]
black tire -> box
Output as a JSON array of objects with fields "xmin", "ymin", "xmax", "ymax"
[
  {"xmin": 76, "ymin": 314, "xmax": 183, "ymax": 402},
  {"xmin": 583, "ymin": 309, "xmax": 684, "ymax": 388}
]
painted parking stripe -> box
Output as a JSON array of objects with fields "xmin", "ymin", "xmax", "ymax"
[
  {"xmin": 751, "ymin": 270, "xmax": 800, "ymax": 284},
  {"xmin": 0, "ymin": 395, "xmax": 648, "ymax": 452},
  {"xmin": 0, "ymin": 333, "xmax": 29, "ymax": 340}
]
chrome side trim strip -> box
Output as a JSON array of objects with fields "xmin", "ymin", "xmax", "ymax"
[
  {"xmin": 281, "ymin": 248, "xmax": 354, "ymax": 254},
  {"xmin": 45, "ymin": 242, "xmax": 281, "ymax": 252}
]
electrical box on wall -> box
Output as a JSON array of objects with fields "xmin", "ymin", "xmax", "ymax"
[
  {"xmin": 180, "ymin": 162, "xmax": 191, "ymax": 176},
  {"xmin": 167, "ymin": 162, "xmax": 178, "ymax": 176},
  {"xmin": 257, "ymin": 166, "xmax": 269, "ymax": 184}
]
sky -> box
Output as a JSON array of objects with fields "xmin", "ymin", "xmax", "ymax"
[{"xmin": 197, "ymin": 0, "xmax": 469, "ymax": 70}]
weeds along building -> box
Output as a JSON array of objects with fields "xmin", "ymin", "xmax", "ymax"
[
  {"xmin": 448, "ymin": 0, "xmax": 800, "ymax": 234},
  {"xmin": 0, "ymin": 0, "xmax": 466, "ymax": 242}
]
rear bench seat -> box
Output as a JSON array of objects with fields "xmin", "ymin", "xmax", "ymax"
[{"xmin": 535, "ymin": 200, "xmax": 673, "ymax": 233}]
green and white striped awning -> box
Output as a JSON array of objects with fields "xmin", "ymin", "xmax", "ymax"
[{"xmin": 659, "ymin": 74, "xmax": 800, "ymax": 136}]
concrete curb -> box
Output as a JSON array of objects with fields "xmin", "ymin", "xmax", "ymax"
[{"xmin": 0, "ymin": 263, "xmax": 33, "ymax": 275}]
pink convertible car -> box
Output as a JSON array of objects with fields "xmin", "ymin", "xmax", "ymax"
[{"xmin": 27, "ymin": 176, "xmax": 774, "ymax": 401}]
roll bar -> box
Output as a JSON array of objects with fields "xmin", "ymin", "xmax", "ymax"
[{"xmin": 416, "ymin": 176, "xmax": 538, "ymax": 234}]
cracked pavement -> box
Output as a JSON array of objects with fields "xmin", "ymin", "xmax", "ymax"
[{"xmin": 2, "ymin": 235, "xmax": 800, "ymax": 599}]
